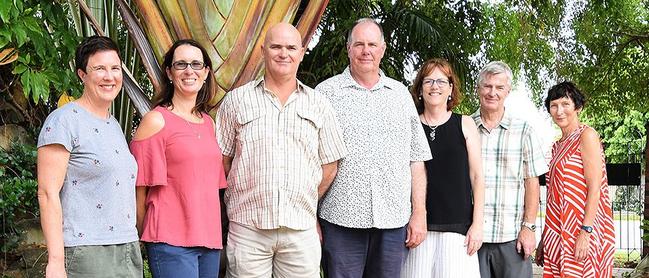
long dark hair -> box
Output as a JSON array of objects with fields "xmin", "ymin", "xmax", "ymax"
[{"xmin": 153, "ymin": 39, "xmax": 216, "ymax": 115}]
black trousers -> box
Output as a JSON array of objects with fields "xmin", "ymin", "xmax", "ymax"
[{"xmin": 478, "ymin": 240, "xmax": 533, "ymax": 278}]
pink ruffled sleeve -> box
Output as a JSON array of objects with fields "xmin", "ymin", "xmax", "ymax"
[{"xmin": 130, "ymin": 134, "xmax": 167, "ymax": 187}]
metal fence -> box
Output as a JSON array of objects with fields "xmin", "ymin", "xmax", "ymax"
[
  {"xmin": 535, "ymin": 185, "xmax": 644, "ymax": 264},
  {"xmin": 536, "ymin": 163, "xmax": 644, "ymax": 264}
]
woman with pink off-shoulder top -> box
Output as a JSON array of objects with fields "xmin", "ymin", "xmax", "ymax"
[{"xmin": 130, "ymin": 39, "xmax": 227, "ymax": 278}]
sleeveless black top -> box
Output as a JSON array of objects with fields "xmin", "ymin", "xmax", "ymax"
[{"xmin": 422, "ymin": 113, "xmax": 473, "ymax": 235}]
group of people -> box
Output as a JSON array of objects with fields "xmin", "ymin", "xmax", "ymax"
[{"xmin": 36, "ymin": 17, "xmax": 615, "ymax": 278}]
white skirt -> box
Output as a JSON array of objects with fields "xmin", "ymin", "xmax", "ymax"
[{"xmin": 400, "ymin": 231, "xmax": 480, "ymax": 278}]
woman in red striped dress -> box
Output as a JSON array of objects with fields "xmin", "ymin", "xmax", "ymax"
[{"xmin": 535, "ymin": 81, "xmax": 615, "ymax": 277}]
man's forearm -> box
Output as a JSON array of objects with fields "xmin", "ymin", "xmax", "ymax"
[
  {"xmin": 522, "ymin": 177, "xmax": 540, "ymax": 222},
  {"xmin": 410, "ymin": 161, "xmax": 427, "ymax": 213},
  {"xmin": 223, "ymin": 155, "xmax": 233, "ymax": 177},
  {"xmin": 318, "ymin": 161, "xmax": 338, "ymax": 199}
]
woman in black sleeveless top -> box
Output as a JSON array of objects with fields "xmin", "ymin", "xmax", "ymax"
[{"xmin": 400, "ymin": 59, "xmax": 485, "ymax": 278}]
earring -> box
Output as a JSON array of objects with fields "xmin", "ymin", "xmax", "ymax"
[
  {"xmin": 418, "ymin": 94, "xmax": 422, "ymax": 101},
  {"xmin": 448, "ymin": 95, "xmax": 452, "ymax": 101}
]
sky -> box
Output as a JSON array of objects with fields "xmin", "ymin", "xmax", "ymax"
[{"xmin": 505, "ymin": 80, "xmax": 558, "ymax": 157}]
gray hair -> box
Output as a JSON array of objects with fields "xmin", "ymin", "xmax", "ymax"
[
  {"xmin": 477, "ymin": 61, "xmax": 513, "ymax": 87},
  {"xmin": 346, "ymin": 18, "xmax": 385, "ymax": 45}
]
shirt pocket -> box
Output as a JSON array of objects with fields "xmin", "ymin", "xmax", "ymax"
[
  {"xmin": 236, "ymin": 109, "xmax": 267, "ymax": 142},
  {"xmin": 296, "ymin": 109, "xmax": 322, "ymax": 149}
]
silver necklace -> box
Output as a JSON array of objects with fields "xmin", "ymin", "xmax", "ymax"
[
  {"xmin": 423, "ymin": 114, "xmax": 439, "ymax": 141},
  {"xmin": 182, "ymin": 116, "xmax": 201, "ymax": 139},
  {"xmin": 426, "ymin": 123, "xmax": 439, "ymax": 141}
]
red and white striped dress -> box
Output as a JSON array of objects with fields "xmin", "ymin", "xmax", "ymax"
[{"xmin": 542, "ymin": 124, "xmax": 615, "ymax": 278}]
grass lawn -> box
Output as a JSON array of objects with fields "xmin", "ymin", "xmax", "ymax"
[
  {"xmin": 614, "ymin": 250, "xmax": 642, "ymax": 268},
  {"xmin": 613, "ymin": 214, "xmax": 642, "ymax": 221}
]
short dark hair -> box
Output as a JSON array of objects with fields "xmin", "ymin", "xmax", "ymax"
[
  {"xmin": 544, "ymin": 81, "xmax": 587, "ymax": 112},
  {"xmin": 154, "ymin": 39, "xmax": 216, "ymax": 115},
  {"xmin": 75, "ymin": 36, "xmax": 120, "ymax": 75},
  {"xmin": 410, "ymin": 58, "xmax": 462, "ymax": 113}
]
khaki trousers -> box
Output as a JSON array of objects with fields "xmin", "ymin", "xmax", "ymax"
[
  {"xmin": 225, "ymin": 222, "xmax": 320, "ymax": 278},
  {"xmin": 64, "ymin": 241, "xmax": 143, "ymax": 278}
]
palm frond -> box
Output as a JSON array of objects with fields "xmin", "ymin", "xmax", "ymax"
[
  {"xmin": 116, "ymin": 0, "xmax": 163, "ymax": 95},
  {"xmin": 78, "ymin": 0, "xmax": 151, "ymax": 115}
]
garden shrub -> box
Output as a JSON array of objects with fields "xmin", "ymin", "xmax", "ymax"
[{"xmin": 0, "ymin": 141, "xmax": 39, "ymax": 252}]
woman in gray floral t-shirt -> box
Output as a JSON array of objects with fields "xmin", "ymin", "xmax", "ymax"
[{"xmin": 37, "ymin": 36, "xmax": 142, "ymax": 278}]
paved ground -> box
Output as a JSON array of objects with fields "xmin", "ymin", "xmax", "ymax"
[{"xmin": 532, "ymin": 265, "xmax": 634, "ymax": 277}]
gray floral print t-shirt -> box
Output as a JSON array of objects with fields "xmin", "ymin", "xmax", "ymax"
[{"xmin": 38, "ymin": 102, "xmax": 138, "ymax": 246}]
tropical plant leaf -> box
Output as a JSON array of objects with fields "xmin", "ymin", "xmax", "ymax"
[
  {"xmin": 295, "ymin": 0, "xmax": 329, "ymax": 47},
  {"xmin": 121, "ymin": 69, "xmax": 152, "ymax": 116},
  {"xmin": 127, "ymin": 0, "xmax": 330, "ymax": 104},
  {"xmin": 77, "ymin": 0, "xmax": 152, "ymax": 115},
  {"xmin": 115, "ymin": 0, "xmax": 163, "ymax": 94},
  {"xmin": 228, "ymin": 0, "xmax": 302, "ymax": 88},
  {"xmin": 129, "ymin": 0, "xmax": 173, "ymax": 60},
  {"xmin": 57, "ymin": 91, "xmax": 76, "ymax": 107},
  {"xmin": 0, "ymin": 47, "xmax": 18, "ymax": 65},
  {"xmin": 0, "ymin": 0, "xmax": 12, "ymax": 24}
]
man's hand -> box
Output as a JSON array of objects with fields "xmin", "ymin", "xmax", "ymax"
[
  {"xmin": 405, "ymin": 210, "xmax": 426, "ymax": 248},
  {"xmin": 316, "ymin": 221, "xmax": 323, "ymax": 244},
  {"xmin": 516, "ymin": 227, "xmax": 536, "ymax": 259},
  {"xmin": 534, "ymin": 240, "xmax": 544, "ymax": 266},
  {"xmin": 465, "ymin": 223, "xmax": 483, "ymax": 255}
]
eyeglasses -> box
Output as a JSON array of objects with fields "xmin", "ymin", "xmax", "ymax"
[
  {"xmin": 422, "ymin": 78, "xmax": 450, "ymax": 88},
  {"xmin": 172, "ymin": 61, "xmax": 206, "ymax": 70}
]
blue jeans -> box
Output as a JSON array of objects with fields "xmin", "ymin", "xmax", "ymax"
[
  {"xmin": 146, "ymin": 242, "xmax": 221, "ymax": 278},
  {"xmin": 320, "ymin": 219, "xmax": 408, "ymax": 278}
]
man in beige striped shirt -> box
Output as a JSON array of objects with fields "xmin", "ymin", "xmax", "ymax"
[{"xmin": 216, "ymin": 23, "xmax": 347, "ymax": 278}]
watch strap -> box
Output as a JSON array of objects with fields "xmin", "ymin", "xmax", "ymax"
[
  {"xmin": 521, "ymin": 221, "xmax": 536, "ymax": 232},
  {"xmin": 580, "ymin": 225, "xmax": 594, "ymax": 233}
]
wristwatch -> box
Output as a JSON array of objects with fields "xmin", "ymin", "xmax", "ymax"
[
  {"xmin": 521, "ymin": 221, "xmax": 536, "ymax": 232},
  {"xmin": 580, "ymin": 225, "xmax": 594, "ymax": 233}
]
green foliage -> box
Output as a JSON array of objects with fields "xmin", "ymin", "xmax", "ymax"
[
  {"xmin": 475, "ymin": 1, "xmax": 561, "ymax": 106},
  {"xmin": 300, "ymin": 0, "xmax": 482, "ymax": 113},
  {"xmin": 612, "ymin": 186, "xmax": 643, "ymax": 214},
  {"xmin": 582, "ymin": 111, "xmax": 647, "ymax": 215},
  {"xmin": 0, "ymin": 0, "xmax": 80, "ymax": 103},
  {"xmin": 556, "ymin": 0, "xmax": 649, "ymax": 116},
  {"xmin": 582, "ymin": 110, "xmax": 647, "ymax": 163},
  {"xmin": 642, "ymin": 220, "xmax": 649, "ymax": 244},
  {"xmin": 67, "ymin": 0, "xmax": 152, "ymax": 138},
  {"xmin": 0, "ymin": 141, "xmax": 39, "ymax": 252}
]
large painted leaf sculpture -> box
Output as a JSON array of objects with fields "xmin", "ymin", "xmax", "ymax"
[{"xmin": 116, "ymin": 0, "xmax": 329, "ymax": 115}]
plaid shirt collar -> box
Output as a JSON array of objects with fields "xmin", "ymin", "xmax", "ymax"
[{"xmin": 472, "ymin": 108, "xmax": 512, "ymax": 130}]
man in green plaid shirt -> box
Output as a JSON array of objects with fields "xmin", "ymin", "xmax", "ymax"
[{"xmin": 471, "ymin": 61, "xmax": 549, "ymax": 278}]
